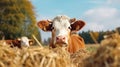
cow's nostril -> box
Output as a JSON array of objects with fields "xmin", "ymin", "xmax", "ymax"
[
  {"xmin": 56, "ymin": 37, "xmax": 59, "ymax": 40},
  {"xmin": 63, "ymin": 37, "xmax": 65, "ymax": 40},
  {"xmin": 56, "ymin": 36, "xmax": 65, "ymax": 41}
]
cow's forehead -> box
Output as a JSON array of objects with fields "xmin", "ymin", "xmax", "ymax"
[
  {"xmin": 21, "ymin": 37, "xmax": 29, "ymax": 42},
  {"xmin": 52, "ymin": 15, "xmax": 71, "ymax": 29},
  {"xmin": 53, "ymin": 15, "xmax": 70, "ymax": 21}
]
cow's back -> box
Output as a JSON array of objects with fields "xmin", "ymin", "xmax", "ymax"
[
  {"xmin": 5, "ymin": 40, "xmax": 21, "ymax": 48},
  {"xmin": 12, "ymin": 40, "xmax": 21, "ymax": 48},
  {"xmin": 68, "ymin": 34, "xmax": 85, "ymax": 53}
]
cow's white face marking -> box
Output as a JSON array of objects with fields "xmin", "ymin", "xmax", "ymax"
[
  {"xmin": 20, "ymin": 36, "xmax": 30, "ymax": 47},
  {"xmin": 52, "ymin": 15, "xmax": 71, "ymax": 44}
]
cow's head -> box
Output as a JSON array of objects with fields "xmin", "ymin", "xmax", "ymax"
[
  {"xmin": 17, "ymin": 36, "xmax": 30, "ymax": 47},
  {"xmin": 37, "ymin": 15, "xmax": 85, "ymax": 46}
]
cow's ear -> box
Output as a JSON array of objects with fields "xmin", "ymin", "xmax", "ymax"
[
  {"xmin": 37, "ymin": 20, "xmax": 52, "ymax": 31},
  {"xmin": 71, "ymin": 20, "xmax": 85, "ymax": 31},
  {"xmin": 70, "ymin": 18, "xmax": 76, "ymax": 23}
]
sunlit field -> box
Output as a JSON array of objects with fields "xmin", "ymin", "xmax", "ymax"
[
  {"xmin": 0, "ymin": 0, "xmax": 120, "ymax": 67},
  {"xmin": 85, "ymin": 44, "xmax": 99, "ymax": 53},
  {"xmin": 0, "ymin": 33, "xmax": 120, "ymax": 67}
]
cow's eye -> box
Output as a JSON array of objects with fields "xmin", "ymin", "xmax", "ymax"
[
  {"xmin": 68, "ymin": 26, "xmax": 71, "ymax": 29},
  {"xmin": 51, "ymin": 27, "xmax": 54, "ymax": 30}
]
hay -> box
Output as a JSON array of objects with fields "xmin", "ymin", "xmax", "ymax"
[
  {"xmin": 83, "ymin": 33, "xmax": 120, "ymax": 67},
  {"xmin": 0, "ymin": 43, "xmax": 75, "ymax": 67},
  {"xmin": 3, "ymin": 36, "xmax": 120, "ymax": 67},
  {"xmin": 71, "ymin": 48, "xmax": 90, "ymax": 67},
  {"xmin": 0, "ymin": 39, "xmax": 94, "ymax": 67}
]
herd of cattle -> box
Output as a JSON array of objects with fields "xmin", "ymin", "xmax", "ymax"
[{"xmin": 1, "ymin": 15, "xmax": 87, "ymax": 54}]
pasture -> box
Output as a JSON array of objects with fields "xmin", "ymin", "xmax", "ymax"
[
  {"xmin": 0, "ymin": 33, "xmax": 120, "ymax": 67},
  {"xmin": 85, "ymin": 44, "xmax": 99, "ymax": 53}
]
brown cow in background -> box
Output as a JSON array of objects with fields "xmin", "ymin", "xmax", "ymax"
[{"xmin": 0, "ymin": 36, "xmax": 34, "ymax": 48}]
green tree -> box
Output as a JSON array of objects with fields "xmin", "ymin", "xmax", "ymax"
[
  {"xmin": 0, "ymin": 0, "xmax": 41, "ymax": 41},
  {"xmin": 79, "ymin": 31, "xmax": 94, "ymax": 44},
  {"xmin": 97, "ymin": 31, "xmax": 105, "ymax": 43}
]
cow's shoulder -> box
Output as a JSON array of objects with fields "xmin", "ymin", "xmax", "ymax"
[{"xmin": 68, "ymin": 34, "xmax": 85, "ymax": 53}]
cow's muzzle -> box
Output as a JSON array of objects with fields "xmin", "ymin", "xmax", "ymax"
[{"xmin": 56, "ymin": 36, "xmax": 66, "ymax": 44}]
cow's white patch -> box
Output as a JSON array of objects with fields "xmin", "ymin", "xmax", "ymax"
[
  {"xmin": 20, "ymin": 36, "xmax": 30, "ymax": 47},
  {"xmin": 52, "ymin": 15, "xmax": 71, "ymax": 44}
]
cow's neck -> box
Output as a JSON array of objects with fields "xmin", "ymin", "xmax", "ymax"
[{"xmin": 67, "ymin": 34, "xmax": 85, "ymax": 53}]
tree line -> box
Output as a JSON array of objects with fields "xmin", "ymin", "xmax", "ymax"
[
  {"xmin": 0, "ymin": 0, "xmax": 41, "ymax": 42},
  {"xmin": 79, "ymin": 27, "xmax": 120, "ymax": 44}
]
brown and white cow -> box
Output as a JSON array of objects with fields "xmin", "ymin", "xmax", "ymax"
[
  {"xmin": 37, "ymin": 15, "xmax": 86, "ymax": 53},
  {"xmin": 0, "ymin": 36, "xmax": 33, "ymax": 48}
]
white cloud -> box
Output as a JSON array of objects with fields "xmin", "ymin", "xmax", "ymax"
[
  {"xmin": 85, "ymin": 8, "xmax": 118, "ymax": 20},
  {"xmin": 83, "ymin": 7, "xmax": 120, "ymax": 31},
  {"xmin": 107, "ymin": 0, "xmax": 120, "ymax": 4},
  {"xmin": 89, "ymin": 0, "xmax": 120, "ymax": 4},
  {"xmin": 84, "ymin": 23, "xmax": 104, "ymax": 32}
]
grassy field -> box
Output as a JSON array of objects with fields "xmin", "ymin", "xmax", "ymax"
[{"xmin": 85, "ymin": 44, "xmax": 100, "ymax": 53}]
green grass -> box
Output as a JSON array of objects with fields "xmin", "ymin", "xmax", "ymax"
[{"xmin": 85, "ymin": 44, "xmax": 99, "ymax": 53}]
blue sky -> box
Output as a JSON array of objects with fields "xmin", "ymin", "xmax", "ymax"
[{"xmin": 30, "ymin": 0, "xmax": 120, "ymax": 40}]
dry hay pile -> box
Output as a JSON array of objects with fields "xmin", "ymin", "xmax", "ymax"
[
  {"xmin": 0, "ymin": 38, "xmax": 91, "ymax": 67},
  {"xmin": 0, "ymin": 43, "xmax": 76, "ymax": 67},
  {"xmin": 70, "ymin": 49, "xmax": 90, "ymax": 67},
  {"xmin": 83, "ymin": 33, "xmax": 120, "ymax": 67}
]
